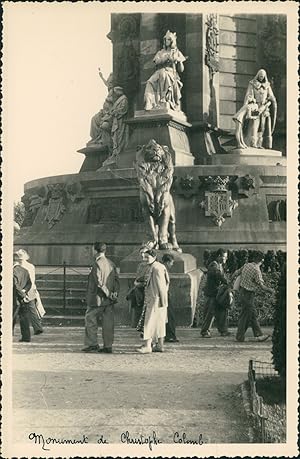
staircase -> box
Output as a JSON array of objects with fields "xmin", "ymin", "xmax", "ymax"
[{"xmin": 35, "ymin": 267, "xmax": 89, "ymax": 326}]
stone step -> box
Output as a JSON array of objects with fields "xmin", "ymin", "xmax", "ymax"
[
  {"xmin": 38, "ymin": 289, "xmax": 86, "ymax": 299},
  {"xmin": 36, "ymin": 279, "xmax": 88, "ymax": 289}
]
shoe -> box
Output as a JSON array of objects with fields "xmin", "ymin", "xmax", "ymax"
[
  {"xmin": 153, "ymin": 346, "xmax": 164, "ymax": 353},
  {"xmin": 98, "ymin": 347, "xmax": 113, "ymax": 354},
  {"xmin": 19, "ymin": 338, "xmax": 31, "ymax": 342},
  {"xmin": 256, "ymin": 334, "xmax": 270, "ymax": 342},
  {"xmin": 34, "ymin": 330, "xmax": 43, "ymax": 335},
  {"xmin": 236, "ymin": 338, "xmax": 245, "ymax": 342},
  {"xmin": 220, "ymin": 331, "xmax": 231, "ymax": 337},
  {"xmin": 201, "ymin": 331, "xmax": 211, "ymax": 338},
  {"xmin": 165, "ymin": 337, "xmax": 179, "ymax": 343},
  {"xmin": 81, "ymin": 345, "xmax": 100, "ymax": 352},
  {"xmin": 137, "ymin": 346, "xmax": 152, "ymax": 354}
]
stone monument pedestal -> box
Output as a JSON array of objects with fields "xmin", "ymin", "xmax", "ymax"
[
  {"xmin": 118, "ymin": 108, "xmax": 194, "ymax": 168},
  {"xmin": 211, "ymin": 147, "xmax": 286, "ymax": 166},
  {"xmin": 118, "ymin": 248, "xmax": 203, "ymax": 326},
  {"xmin": 77, "ymin": 145, "xmax": 110, "ymax": 172}
]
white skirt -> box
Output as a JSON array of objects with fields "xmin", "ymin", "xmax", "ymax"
[{"xmin": 143, "ymin": 295, "xmax": 167, "ymax": 340}]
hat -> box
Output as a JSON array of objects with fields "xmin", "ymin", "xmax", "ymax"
[
  {"xmin": 15, "ymin": 249, "xmax": 30, "ymax": 261},
  {"xmin": 94, "ymin": 242, "xmax": 107, "ymax": 253},
  {"xmin": 140, "ymin": 241, "xmax": 155, "ymax": 252}
]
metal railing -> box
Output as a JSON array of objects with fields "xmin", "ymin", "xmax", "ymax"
[
  {"xmin": 35, "ymin": 262, "xmax": 88, "ymax": 313},
  {"xmin": 248, "ymin": 359, "xmax": 285, "ymax": 443}
]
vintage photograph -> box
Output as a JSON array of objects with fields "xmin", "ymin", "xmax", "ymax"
[{"xmin": 2, "ymin": 1, "xmax": 298, "ymax": 457}]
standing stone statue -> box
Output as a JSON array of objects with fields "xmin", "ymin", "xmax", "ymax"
[
  {"xmin": 87, "ymin": 69, "xmax": 114, "ymax": 148},
  {"xmin": 111, "ymin": 87, "xmax": 129, "ymax": 160},
  {"xmin": 233, "ymin": 69, "xmax": 277, "ymax": 149},
  {"xmin": 144, "ymin": 30, "xmax": 186, "ymax": 111},
  {"xmin": 102, "ymin": 87, "xmax": 129, "ymax": 166},
  {"xmin": 134, "ymin": 139, "xmax": 181, "ymax": 251}
]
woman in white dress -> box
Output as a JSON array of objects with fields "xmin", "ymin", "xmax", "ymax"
[{"xmin": 137, "ymin": 249, "xmax": 170, "ymax": 354}]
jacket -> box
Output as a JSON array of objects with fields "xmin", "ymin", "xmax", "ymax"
[
  {"xmin": 203, "ymin": 261, "xmax": 228, "ymax": 298},
  {"xmin": 13, "ymin": 264, "xmax": 32, "ymax": 306},
  {"xmin": 86, "ymin": 255, "xmax": 120, "ymax": 308}
]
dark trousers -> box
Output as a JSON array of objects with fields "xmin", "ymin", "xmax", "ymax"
[
  {"xmin": 201, "ymin": 296, "xmax": 228, "ymax": 334},
  {"xmin": 84, "ymin": 303, "xmax": 114, "ymax": 348},
  {"xmin": 28, "ymin": 301, "xmax": 43, "ymax": 333},
  {"xmin": 166, "ymin": 303, "xmax": 177, "ymax": 339},
  {"xmin": 236, "ymin": 287, "xmax": 262, "ymax": 341},
  {"xmin": 19, "ymin": 302, "xmax": 34, "ymax": 341}
]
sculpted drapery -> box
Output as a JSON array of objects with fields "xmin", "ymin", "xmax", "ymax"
[
  {"xmin": 144, "ymin": 31, "xmax": 186, "ymax": 111},
  {"xmin": 233, "ymin": 69, "xmax": 277, "ymax": 149}
]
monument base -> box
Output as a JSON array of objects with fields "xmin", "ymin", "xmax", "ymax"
[
  {"xmin": 118, "ymin": 108, "xmax": 194, "ymax": 168},
  {"xmin": 118, "ymin": 248, "xmax": 203, "ymax": 326},
  {"xmin": 211, "ymin": 147, "xmax": 286, "ymax": 166},
  {"xmin": 77, "ymin": 145, "xmax": 110, "ymax": 172}
]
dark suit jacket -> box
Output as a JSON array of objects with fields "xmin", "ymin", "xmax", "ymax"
[
  {"xmin": 203, "ymin": 261, "xmax": 228, "ymax": 298},
  {"xmin": 13, "ymin": 264, "xmax": 32, "ymax": 307},
  {"xmin": 86, "ymin": 255, "xmax": 120, "ymax": 308}
]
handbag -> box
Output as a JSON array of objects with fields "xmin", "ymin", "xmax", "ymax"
[
  {"xmin": 216, "ymin": 285, "xmax": 233, "ymax": 309},
  {"xmin": 233, "ymin": 275, "xmax": 241, "ymax": 291},
  {"xmin": 35, "ymin": 291, "xmax": 46, "ymax": 318}
]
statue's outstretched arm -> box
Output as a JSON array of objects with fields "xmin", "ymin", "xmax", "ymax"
[{"xmin": 98, "ymin": 67, "xmax": 108, "ymax": 88}]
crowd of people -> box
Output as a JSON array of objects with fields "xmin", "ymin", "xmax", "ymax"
[{"xmin": 13, "ymin": 243, "xmax": 274, "ymax": 350}]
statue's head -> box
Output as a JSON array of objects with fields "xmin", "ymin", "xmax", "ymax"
[
  {"xmin": 255, "ymin": 69, "xmax": 268, "ymax": 83},
  {"xmin": 113, "ymin": 86, "xmax": 124, "ymax": 99},
  {"xmin": 163, "ymin": 30, "xmax": 177, "ymax": 49},
  {"xmin": 144, "ymin": 139, "xmax": 168, "ymax": 163}
]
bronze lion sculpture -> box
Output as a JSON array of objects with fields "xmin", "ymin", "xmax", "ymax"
[{"xmin": 134, "ymin": 139, "xmax": 181, "ymax": 251}]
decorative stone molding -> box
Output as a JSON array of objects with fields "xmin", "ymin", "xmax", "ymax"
[
  {"xmin": 199, "ymin": 190, "xmax": 238, "ymax": 227},
  {"xmin": 173, "ymin": 175, "xmax": 199, "ymax": 198},
  {"xmin": 231, "ymin": 174, "xmax": 257, "ymax": 198},
  {"xmin": 22, "ymin": 187, "xmax": 47, "ymax": 227},
  {"xmin": 266, "ymin": 196, "xmax": 286, "ymax": 222},
  {"xmin": 199, "ymin": 175, "xmax": 230, "ymax": 192},
  {"xmin": 205, "ymin": 13, "xmax": 219, "ymax": 77},
  {"xmin": 44, "ymin": 183, "xmax": 68, "ymax": 229}
]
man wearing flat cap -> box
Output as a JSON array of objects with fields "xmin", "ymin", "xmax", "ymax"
[{"xmin": 82, "ymin": 242, "xmax": 120, "ymax": 353}]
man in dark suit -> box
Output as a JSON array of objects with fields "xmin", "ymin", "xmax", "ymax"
[
  {"xmin": 82, "ymin": 242, "xmax": 120, "ymax": 353},
  {"xmin": 201, "ymin": 248, "xmax": 231, "ymax": 338},
  {"xmin": 162, "ymin": 253, "xmax": 179, "ymax": 343},
  {"xmin": 13, "ymin": 252, "xmax": 34, "ymax": 342}
]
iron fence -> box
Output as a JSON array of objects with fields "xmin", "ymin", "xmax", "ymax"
[
  {"xmin": 248, "ymin": 359, "xmax": 286, "ymax": 443},
  {"xmin": 35, "ymin": 262, "xmax": 89, "ymax": 313}
]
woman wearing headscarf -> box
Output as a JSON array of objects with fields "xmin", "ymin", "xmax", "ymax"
[{"xmin": 137, "ymin": 248, "xmax": 169, "ymax": 353}]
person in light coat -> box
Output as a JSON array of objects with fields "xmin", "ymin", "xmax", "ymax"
[
  {"xmin": 16, "ymin": 249, "xmax": 44, "ymax": 335},
  {"xmin": 138, "ymin": 248, "xmax": 169, "ymax": 354}
]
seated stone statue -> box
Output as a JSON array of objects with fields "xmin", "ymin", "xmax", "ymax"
[
  {"xmin": 233, "ymin": 69, "xmax": 277, "ymax": 149},
  {"xmin": 144, "ymin": 30, "xmax": 186, "ymax": 111},
  {"xmin": 87, "ymin": 69, "xmax": 114, "ymax": 148}
]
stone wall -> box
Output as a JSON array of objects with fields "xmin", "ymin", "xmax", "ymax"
[{"xmin": 219, "ymin": 15, "xmax": 258, "ymax": 131}]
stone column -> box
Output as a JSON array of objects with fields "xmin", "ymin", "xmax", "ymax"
[
  {"xmin": 137, "ymin": 14, "xmax": 160, "ymax": 110},
  {"xmin": 185, "ymin": 14, "xmax": 222, "ymax": 165}
]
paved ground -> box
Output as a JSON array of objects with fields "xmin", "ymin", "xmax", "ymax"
[{"xmin": 12, "ymin": 326, "xmax": 273, "ymax": 450}]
